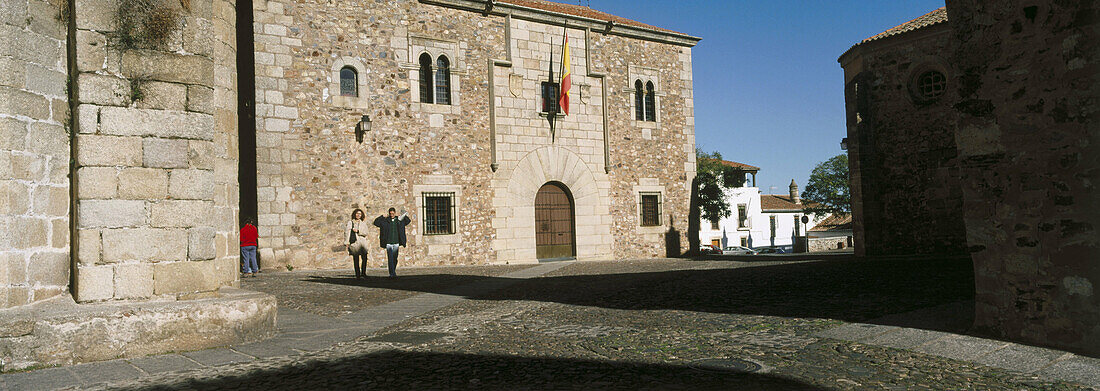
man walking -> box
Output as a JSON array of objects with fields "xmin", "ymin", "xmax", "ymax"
[{"xmin": 374, "ymin": 207, "xmax": 411, "ymax": 277}]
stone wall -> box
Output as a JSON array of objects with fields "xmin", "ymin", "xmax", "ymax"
[
  {"xmin": 808, "ymin": 236, "xmax": 849, "ymax": 253},
  {"xmin": 946, "ymin": 0, "xmax": 1099, "ymax": 356},
  {"xmin": 249, "ymin": 0, "xmax": 697, "ymax": 269},
  {"xmin": 839, "ymin": 25, "xmax": 968, "ymax": 257},
  {"xmin": 71, "ymin": 0, "xmax": 238, "ymax": 302},
  {"xmin": 0, "ymin": 0, "xmax": 71, "ymax": 308}
]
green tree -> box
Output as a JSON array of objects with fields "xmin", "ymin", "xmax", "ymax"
[
  {"xmin": 687, "ymin": 149, "xmax": 747, "ymax": 253},
  {"xmin": 802, "ymin": 154, "xmax": 851, "ymax": 215}
]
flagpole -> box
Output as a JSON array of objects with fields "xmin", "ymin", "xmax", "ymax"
[{"xmin": 546, "ymin": 33, "xmax": 555, "ymax": 141}]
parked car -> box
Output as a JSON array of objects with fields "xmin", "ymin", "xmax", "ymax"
[
  {"xmin": 754, "ymin": 247, "xmax": 782, "ymax": 254},
  {"xmin": 698, "ymin": 245, "xmax": 722, "ymax": 255},
  {"xmin": 722, "ymin": 246, "xmax": 757, "ymax": 255}
]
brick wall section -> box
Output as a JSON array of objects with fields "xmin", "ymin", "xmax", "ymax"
[
  {"xmin": 0, "ymin": 0, "xmax": 71, "ymax": 308},
  {"xmin": 839, "ymin": 26, "xmax": 968, "ymax": 257},
  {"xmin": 71, "ymin": 0, "xmax": 237, "ymax": 302},
  {"xmin": 250, "ymin": 0, "xmax": 696, "ymax": 268},
  {"xmin": 946, "ymin": 0, "xmax": 1100, "ymax": 356}
]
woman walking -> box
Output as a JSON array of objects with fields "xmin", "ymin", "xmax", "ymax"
[{"xmin": 344, "ymin": 208, "xmax": 370, "ymax": 278}]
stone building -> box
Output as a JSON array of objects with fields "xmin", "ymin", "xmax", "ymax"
[
  {"xmin": 245, "ymin": 0, "xmax": 700, "ymax": 269},
  {"xmin": 840, "ymin": 1, "xmax": 1099, "ymax": 356},
  {"xmin": 1, "ymin": 0, "xmax": 698, "ymax": 369}
]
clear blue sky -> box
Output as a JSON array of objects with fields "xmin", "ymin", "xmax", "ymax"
[{"xmin": 584, "ymin": 0, "xmax": 945, "ymax": 195}]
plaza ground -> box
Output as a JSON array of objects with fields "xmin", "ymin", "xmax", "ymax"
[{"xmin": 2, "ymin": 256, "xmax": 1098, "ymax": 390}]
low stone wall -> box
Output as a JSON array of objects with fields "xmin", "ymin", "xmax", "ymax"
[
  {"xmin": 0, "ymin": 288, "xmax": 276, "ymax": 371},
  {"xmin": 808, "ymin": 237, "xmax": 850, "ymax": 253}
]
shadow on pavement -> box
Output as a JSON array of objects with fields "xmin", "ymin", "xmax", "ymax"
[
  {"xmin": 117, "ymin": 350, "xmax": 825, "ymax": 390},
  {"xmin": 305, "ymin": 257, "xmax": 974, "ymax": 333}
]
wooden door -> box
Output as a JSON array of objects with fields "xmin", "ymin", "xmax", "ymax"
[{"xmin": 535, "ymin": 183, "xmax": 575, "ymax": 259}]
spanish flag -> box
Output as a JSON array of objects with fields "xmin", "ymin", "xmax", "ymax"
[{"xmin": 558, "ymin": 31, "xmax": 571, "ymax": 115}]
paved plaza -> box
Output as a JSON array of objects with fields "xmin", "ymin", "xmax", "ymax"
[{"xmin": 2, "ymin": 256, "xmax": 1098, "ymax": 390}]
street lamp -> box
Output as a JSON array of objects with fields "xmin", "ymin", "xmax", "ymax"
[
  {"xmin": 840, "ymin": 137, "xmax": 848, "ymax": 151},
  {"xmin": 355, "ymin": 115, "xmax": 371, "ymax": 143}
]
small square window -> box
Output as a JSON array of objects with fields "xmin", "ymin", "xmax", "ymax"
[
  {"xmin": 541, "ymin": 82, "xmax": 560, "ymax": 114},
  {"xmin": 710, "ymin": 220, "xmax": 720, "ymax": 230},
  {"xmin": 422, "ymin": 192, "xmax": 455, "ymax": 235},
  {"xmin": 639, "ymin": 192, "xmax": 661, "ymax": 227}
]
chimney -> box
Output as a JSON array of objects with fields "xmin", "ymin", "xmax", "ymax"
[{"xmin": 789, "ymin": 179, "xmax": 800, "ymax": 204}]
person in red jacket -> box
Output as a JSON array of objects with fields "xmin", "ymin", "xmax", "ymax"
[{"xmin": 240, "ymin": 218, "xmax": 259, "ymax": 277}]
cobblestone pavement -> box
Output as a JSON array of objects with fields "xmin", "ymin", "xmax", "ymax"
[{"xmin": 8, "ymin": 257, "xmax": 1098, "ymax": 390}]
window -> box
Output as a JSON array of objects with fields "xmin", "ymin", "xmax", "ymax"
[
  {"xmin": 711, "ymin": 239, "xmax": 721, "ymax": 247},
  {"xmin": 541, "ymin": 82, "xmax": 560, "ymax": 113},
  {"xmin": 737, "ymin": 205, "xmax": 748, "ymax": 228},
  {"xmin": 419, "ymin": 53, "xmax": 434, "ymax": 103},
  {"xmin": 793, "ymin": 215, "xmax": 801, "ymax": 236},
  {"xmin": 769, "ymin": 215, "xmax": 776, "ymax": 238},
  {"xmin": 710, "ymin": 219, "xmax": 719, "ymax": 230},
  {"xmin": 421, "ymin": 192, "xmax": 455, "ymax": 235},
  {"xmin": 634, "ymin": 80, "xmax": 645, "ymax": 120},
  {"xmin": 916, "ymin": 70, "xmax": 946, "ymax": 100},
  {"xmin": 339, "ymin": 67, "xmax": 358, "ymax": 97},
  {"xmin": 639, "ymin": 192, "xmax": 661, "ymax": 227},
  {"xmin": 740, "ymin": 237, "xmax": 748, "ymax": 247},
  {"xmin": 435, "ymin": 56, "xmax": 451, "ymax": 105},
  {"xmin": 644, "ymin": 81, "xmax": 656, "ymax": 121}
]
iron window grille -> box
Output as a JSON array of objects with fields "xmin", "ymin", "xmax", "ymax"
[
  {"xmin": 769, "ymin": 215, "xmax": 777, "ymax": 238},
  {"xmin": 435, "ymin": 56, "xmax": 451, "ymax": 105},
  {"xmin": 737, "ymin": 205, "xmax": 748, "ymax": 228},
  {"xmin": 339, "ymin": 67, "xmax": 357, "ymax": 97},
  {"xmin": 916, "ymin": 70, "xmax": 946, "ymax": 100},
  {"xmin": 419, "ymin": 53, "xmax": 434, "ymax": 103},
  {"xmin": 422, "ymin": 192, "xmax": 455, "ymax": 235},
  {"xmin": 541, "ymin": 81, "xmax": 560, "ymax": 114},
  {"xmin": 710, "ymin": 220, "xmax": 719, "ymax": 230},
  {"xmin": 639, "ymin": 192, "xmax": 661, "ymax": 227}
]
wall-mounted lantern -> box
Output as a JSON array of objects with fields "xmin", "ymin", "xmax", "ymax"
[
  {"xmin": 355, "ymin": 115, "xmax": 371, "ymax": 143},
  {"xmin": 840, "ymin": 137, "xmax": 849, "ymax": 151}
]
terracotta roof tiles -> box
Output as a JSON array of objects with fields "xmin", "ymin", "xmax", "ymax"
[
  {"xmin": 761, "ymin": 195, "xmax": 811, "ymax": 212},
  {"xmin": 720, "ymin": 160, "xmax": 760, "ymax": 171},
  {"xmin": 499, "ymin": 0, "xmax": 681, "ymax": 34},
  {"xmin": 809, "ymin": 214, "xmax": 852, "ymax": 232},
  {"xmin": 862, "ymin": 7, "xmax": 948, "ymax": 44}
]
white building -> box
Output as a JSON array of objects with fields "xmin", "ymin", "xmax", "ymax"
[{"xmin": 699, "ymin": 162, "xmax": 819, "ymax": 251}]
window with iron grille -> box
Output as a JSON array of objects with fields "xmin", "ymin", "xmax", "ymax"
[
  {"xmin": 644, "ymin": 81, "xmax": 656, "ymax": 121},
  {"xmin": 737, "ymin": 204, "xmax": 748, "ymax": 228},
  {"xmin": 710, "ymin": 219, "xmax": 719, "ymax": 230},
  {"xmin": 419, "ymin": 53, "xmax": 434, "ymax": 103},
  {"xmin": 435, "ymin": 56, "xmax": 451, "ymax": 105},
  {"xmin": 634, "ymin": 80, "xmax": 644, "ymax": 120},
  {"xmin": 916, "ymin": 70, "xmax": 946, "ymax": 100},
  {"xmin": 639, "ymin": 192, "xmax": 661, "ymax": 227},
  {"xmin": 541, "ymin": 82, "xmax": 560, "ymax": 113},
  {"xmin": 769, "ymin": 215, "xmax": 776, "ymax": 238},
  {"xmin": 422, "ymin": 192, "xmax": 455, "ymax": 235},
  {"xmin": 339, "ymin": 67, "xmax": 357, "ymax": 97}
]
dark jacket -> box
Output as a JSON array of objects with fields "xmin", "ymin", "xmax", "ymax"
[{"xmin": 373, "ymin": 214, "xmax": 411, "ymax": 248}]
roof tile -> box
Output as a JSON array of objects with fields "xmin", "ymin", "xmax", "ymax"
[
  {"xmin": 862, "ymin": 7, "xmax": 948, "ymax": 44},
  {"xmin": 499, "ymin": 0, "xmax": 681, "ymax": 34}
]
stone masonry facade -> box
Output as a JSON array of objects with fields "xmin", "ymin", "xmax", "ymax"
[
  {"xmin": 249, "ymin": 0, "xmax": 699, "ymax": 269},
  {"xmin": 839, "ymin": 14, "xmax": 968, "ymax": 257},
  {"xmin": 70, "ymin": 0, "xmax": 240, "ymax": 302},
  {"xmin": 1, "ymin": 0, "xmax": 71, "ymax": 308},
  {"xmin": 841, "ymin": 1, "xmax": 1099, "ymax": 356}
]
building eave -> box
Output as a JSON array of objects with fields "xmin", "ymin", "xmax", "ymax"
[{"xmin": 419, "ymin": 0, "xmax": 702, "ymax": 47}]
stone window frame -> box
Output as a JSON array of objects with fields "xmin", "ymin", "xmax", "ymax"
[
  {"xmin": 634, "ymin": 179, "xmax": 667, "ymax": 234},
  {"xmin": 627, "ymin": 65, "xmax": 664, "ymax": 138},
  {"xmin": 404, "ymin": 35, "xmax": 465, "ymax": 115},
  {"xmin": 329, "ymin": 57, "xmax": 369, "ymax": 109},
  {"xmin": 737, "ymin": 204, "xmax": 749, "ymax": 230},
  {"xmin": 906, "ymin": 58, "xmax": 951, "ymax": 106},
  {"xmin": 413, "ymin": 182, "xmax": 463, "ymax": 246}
]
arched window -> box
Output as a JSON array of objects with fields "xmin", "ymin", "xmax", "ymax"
[
  {"xmin": 435, "ymin": 55, "xmax": 451, "ymax": 105},
  {"xmin": 644, "ymin": 81, "xmax": 656, "ymax": 122},
  {"xmin": 419, "ymin": 53, "xmax": 434, "ymax": 103},
  {"xmin": 339, "ymin": 67, "xmax": 358, "ymax": 97},
  {"xmin": 634, "ymin": 80, "xmax": 644, "ymax": 121}
]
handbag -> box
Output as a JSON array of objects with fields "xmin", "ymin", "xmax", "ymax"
[{"xmin": 348, "ymin": 222, "xmax": 357, "ymax": 244}]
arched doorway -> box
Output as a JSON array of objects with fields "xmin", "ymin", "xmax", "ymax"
[{"xmin": 535, "ymin": 182, "xmax": 576, "ymax": 260}]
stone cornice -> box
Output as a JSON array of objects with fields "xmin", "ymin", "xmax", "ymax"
[{"xmin": 419, "ymin": 0, "xmax": 701, "ymax": 47}]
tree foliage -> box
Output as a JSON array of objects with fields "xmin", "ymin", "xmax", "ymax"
[
  {"xmin": 802, "ymin": 154, "xmax": 851, "ymax": 215},
  {"xmin": 693, "ymin": 149, "xmax": 747, "ymax": 224}
]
